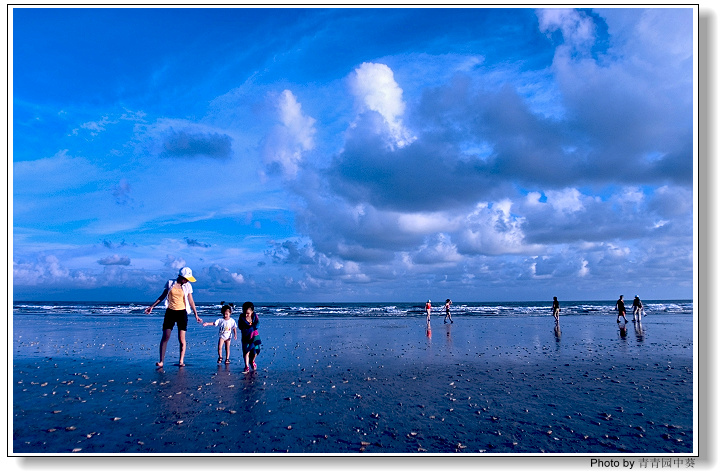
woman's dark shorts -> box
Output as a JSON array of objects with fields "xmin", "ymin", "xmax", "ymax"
[{"xmin": 163, "ymin": 309, "xmax": 188, "ymax": 331}]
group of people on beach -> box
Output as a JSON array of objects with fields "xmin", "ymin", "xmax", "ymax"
[
  {"xmin": 550, "ymin": 295, "xmax": 645, "ymax": 325},
  {"xmin": 551, "ymin": 294, "xmax": 645, "ymax": 338},
  {"xmin": 146, "ymin": 267, "xmax": 648, "ymax": 368},
  {"xmin": 144, "ymin": 267, "xmax": 261, "ymax": 372},
  {"xmin": 616, "ymin": 294, "xmax": 645, "ymax": 336},
  {"xmin": 425, "ymin": 299, "xmax": 454, "ymax": 325},
  {"xmin": 616, "ymin": 294, "xmax": 645, "ymax": 323},
  {"xmin": 427, "ymin": 296, "xmax": 646, "ymax": 327}
]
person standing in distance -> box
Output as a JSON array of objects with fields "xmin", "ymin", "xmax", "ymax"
[
  {"xmin": 444, "ymin": 299, "xmax": 453, "ymax": 323},
  {"xmin": 145, "ymin": 267, "xmax": 202, "ymax": 367},
  {"xmin": 551, "ymin": 296, "xmax": 560, "ymax": 323},
  {"xmin": 632, "ymin": 295, "xmax": 644, "ymax": 322},
  {"xmin": 616, "ymin": 295, "xmax": 628, "ymax": 324}
]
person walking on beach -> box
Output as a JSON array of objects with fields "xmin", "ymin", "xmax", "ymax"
[
  {"xmin": 616, "ymin": 295, "xmax": 628, "ymax": 324},
  {"xmin": 145, "ymin": 267, "xmax": 202, "ymax": 367},
  {"xmin": 239, "ymin": 301, "xmax": 262, "ymax": 373},
  {"xmin": 203, "ymin": 304, "xmax": 238, "ymax": 364},
  {"xmin": 632, "ymin": 295, "xmax": 644, "ymax": 322},
  {"xmin": 444, "ymin": 299, "xmax": 453, "ymax": 323},
  {"xmin": 551, "ymin": 296, "xmax": 560, "ymax": 323},
  {"xmin": 425, "ymin": 300, "xmax": 432, "ymax": 324}
]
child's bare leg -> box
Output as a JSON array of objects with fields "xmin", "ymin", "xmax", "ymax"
[
  {"xmin": 249, "ymin": 351, "xmax": 256, "ymax": 369},
  {"xmin": 217, "ymin": 338, "xmax": 224, "ymax": 359},
  {"xmin": 224, "ymin": 340, "xmax": 231, "ymax": 361},
  {"xmin": 243, "ymin": 351, "xmax": 250, "ymax": 370}
]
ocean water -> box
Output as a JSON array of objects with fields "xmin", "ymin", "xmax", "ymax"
[{"xmin": 12, "ymin": 299, "xmax": 693, "ymax": 320}]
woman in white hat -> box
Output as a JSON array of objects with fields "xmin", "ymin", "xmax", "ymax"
[{"xmin": 145, "ymin": 267, "xmax": 203, "ymax": 367}]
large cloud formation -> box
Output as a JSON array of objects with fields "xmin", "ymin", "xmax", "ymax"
[{"xmin": 262, "ymin": 8, "xmax": 693, "ymax": 299}]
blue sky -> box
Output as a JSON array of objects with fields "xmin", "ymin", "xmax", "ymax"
[{"xmin": 11, "ymin": 7, "xmax": 695, "ymax": 303}]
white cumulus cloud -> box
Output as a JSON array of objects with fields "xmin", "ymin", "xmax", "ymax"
[
  {"xmin": 13, "ymin": 255, "xmax": 97, "ymax": 286},
  {"xmin": 537, "ymin": 8, "xmax": 596, "ymax": 49},
  {"xmin": 164, "ymin": 255, "xmax": 186, "ymax": 270},
  {"xmin": 456, "ymin": 201, "xmax": 541, "ymax": 256},
  {"xmin": 262, "ymin": 89, "xmax": 316, "ymax": 178},
  {"xmin": 546, "ymin": 188, "xmax": 586, "ymax": 214},
  {"xmin": 349, "ymin": 62, "xmax": 415, "ymax": 148}
]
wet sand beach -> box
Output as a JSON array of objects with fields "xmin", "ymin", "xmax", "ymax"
[{"xmin": 12, "ymin": 312, "xmax": 693, "ymax": 454}]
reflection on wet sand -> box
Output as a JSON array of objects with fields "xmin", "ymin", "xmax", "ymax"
[
  {"xmin": 618, "ymin": 321, "xmax": 628, "ymax": 339},
  {"xmin": 634, "ymin": 320, "xmax": 645, "ymax": 342}
]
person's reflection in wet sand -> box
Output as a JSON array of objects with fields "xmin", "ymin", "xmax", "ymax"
[
  {"xmin": 634, "ymin": 319, "xmax": 645, "ymax": 342},
  {"xmin": 445, "ymin": 323, "xmax": 453, "ymax": 352},
  {"xmin": 618, "ymin": 320, "xmax": 628, "ymax": 339}
]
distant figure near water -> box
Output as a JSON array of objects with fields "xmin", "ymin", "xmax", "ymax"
[
  {"xmin": 444, "ymin": 299, "xmax": 453, "ymax": 323},
  {"xmin": 425, "ymin": 300, "xmax": 432, "ymax": 325},
  {"xmin": 551, "ymin": 297, "xmax": 560, "ymax": 323},
  {"xmin": 616, "ymin": 295, "xmax": 628, "ymax": 324},
  {"xmin": 145, "ymin": 267, "xmax": 202, "ymax": 367},
  {"xmin": 632, "ymin": 295, "xmax": 644, "ymax": 322}
]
